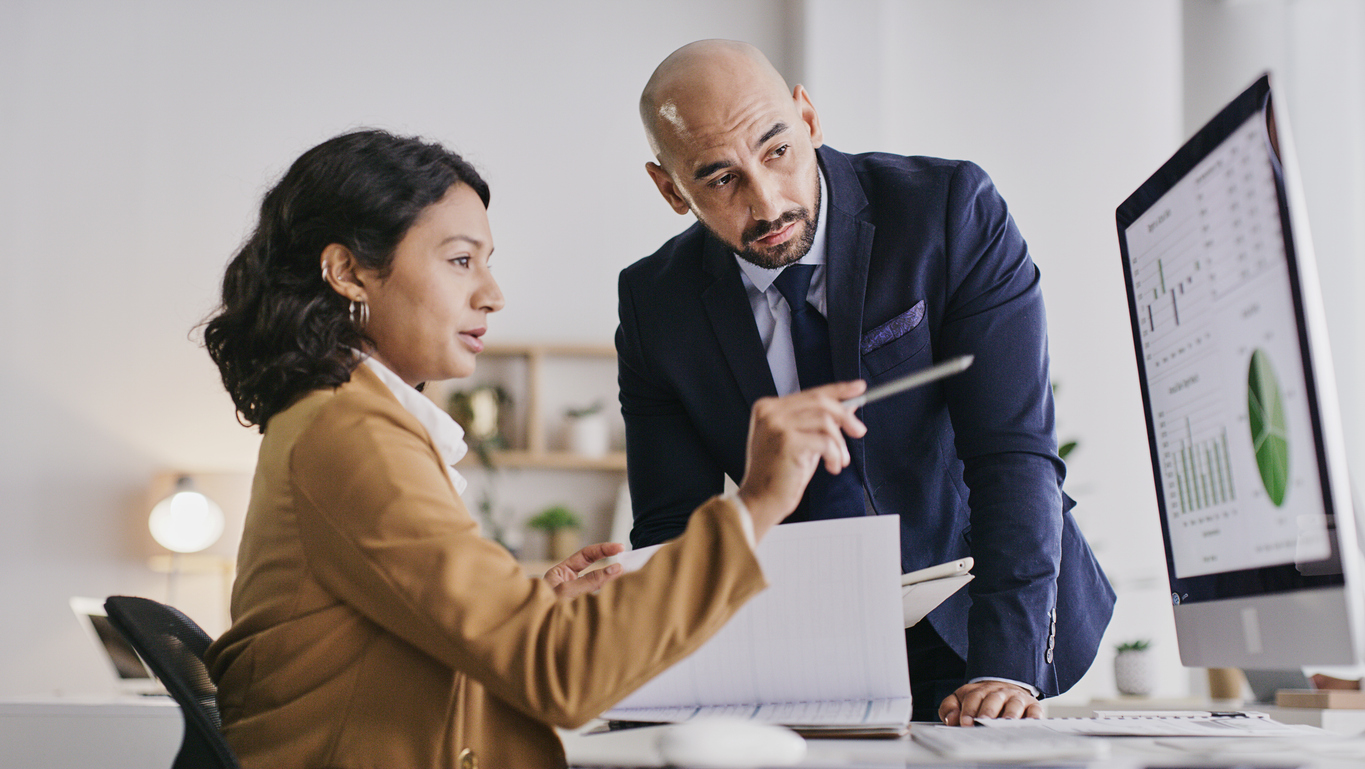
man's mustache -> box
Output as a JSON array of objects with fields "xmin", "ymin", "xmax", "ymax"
[{"xmin": 742, "ymin": 208, "xmax": 810, "ymax": 245}]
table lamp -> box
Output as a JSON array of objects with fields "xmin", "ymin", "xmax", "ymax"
[{"xmin": 149, "ymin": 475, "xmax": 225, "ymax": 605}]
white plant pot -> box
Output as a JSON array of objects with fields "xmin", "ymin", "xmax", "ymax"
[
  {"xmin": 566, "ymin": 413, "xmax": 610, "ymax": 457},
  {"xmin": 1114, "ymin": 649, "xmax": 1155, "ymax": 697}
]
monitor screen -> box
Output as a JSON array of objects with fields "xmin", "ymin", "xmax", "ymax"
[{"xmin": 1116, "ymin": 74, "xmax": 1364, "ymax": 668}]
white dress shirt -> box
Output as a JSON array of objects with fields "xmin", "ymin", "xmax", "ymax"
[
  {"xmin": 362, "ymin": 356, "xmax": 470, "ymax": 497},
  {"xmin": 734, "ymin": 169, "xmax": 830, "ymax": 396}
]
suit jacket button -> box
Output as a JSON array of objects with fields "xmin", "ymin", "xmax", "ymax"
[
  {"xmin": 1046, "ymin": 649, "xmax": 1054, "ymax": 664},
  {"xmin": 458, "ymin": 748, "xmax": 478, "ymax": 769}
]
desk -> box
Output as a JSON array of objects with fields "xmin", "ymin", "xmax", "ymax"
[
  {"xmin": 0, "ymin": 698, "xmax": 181, "ymax": 769},
  {"xmin": 6, "ymin": 698, "xmax": 1364, "ymax": 768},
  {"xmin": 560, "ymin": 720, "xmax": 1365, "ymax": 768}
]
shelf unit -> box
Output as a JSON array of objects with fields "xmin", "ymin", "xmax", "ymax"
[{"xmin": 428, "ymin": 343, "xmax": 627, "ymax": 471}]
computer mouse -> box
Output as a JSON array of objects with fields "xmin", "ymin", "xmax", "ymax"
[{"xmin": 655, "ymin": 717, "xmax": 807, "ymax": 768}]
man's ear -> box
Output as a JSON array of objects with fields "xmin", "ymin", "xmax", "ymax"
[
  {"xmin": 793, "ymin": 85, "xmax": 824, "ymax": 149},
  {"xmin": 645, "ymin": 162, "xmax": 692, "ymax": 215},
  {"xmin": 320, "ymin": 243, "xmax": 367, "ymax": 303}
]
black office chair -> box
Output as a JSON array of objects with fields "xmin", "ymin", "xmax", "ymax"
[{"xmin": 104, "ymin": 596, "xmax": 240, "ymax": 769}]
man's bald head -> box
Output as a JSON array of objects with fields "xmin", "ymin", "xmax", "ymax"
[
  {"xmin": 639, "ymin": 39, "xmax": 793, "ymax": 164},
  {"xmin": 638, "ymin": 39, "xmax": 824, "ymax": 269}
]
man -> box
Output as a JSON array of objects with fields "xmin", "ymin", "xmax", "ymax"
[{"xmin": 616, "ymin": 39, "xmax": 1115, "ymax": 725}]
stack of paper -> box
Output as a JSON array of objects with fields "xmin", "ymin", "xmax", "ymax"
[{"xmin": 605, "ymin": 516, "xmax": 921, "ymax": 735}]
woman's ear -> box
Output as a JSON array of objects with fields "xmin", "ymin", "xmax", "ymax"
[{"xmin": 320, "ymin": 244, "xmax": 367, "ymax": 303}]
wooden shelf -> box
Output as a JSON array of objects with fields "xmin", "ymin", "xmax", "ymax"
[
  {"xmin": 459, "ymin": 449, "xmax": 627, "ymax": 471},
  {"xmin": 434, "ymin": 343, "xmax": 626, "ymax": 473}
]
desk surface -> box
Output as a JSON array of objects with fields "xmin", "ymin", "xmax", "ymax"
[
  {"xmin": 6, "ymin": 698, "xmax": 1364, "ymax": 768},
  {"xmin": 560, "ymin": 719, "xmax": 1365, "ymax": 768}
]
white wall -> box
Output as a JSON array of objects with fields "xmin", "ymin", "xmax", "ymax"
[
  {"xmin": 3, "ymin": 0, "xmax": 1362, "ymax": 705},
  {"xmin": 799, "ymin": 0, "xmax": 1185, "ymax": 701},
  {"xmin": 0, "ymin": 0, "xmax": 788, "ymax": 700},
  {"xmin": 799, "ymin": 0, "xmax": 1365, "ymax": 700}
]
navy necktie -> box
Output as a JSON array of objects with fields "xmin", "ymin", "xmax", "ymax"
[{"xmin": 772, "ymin": 264, "xmax": 865, "ymax": 520}]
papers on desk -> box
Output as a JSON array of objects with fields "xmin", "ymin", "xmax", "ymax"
[
  {"xmin": 976, "ymin": 710, "xmax": 1318, "ymax": 737},
  {"xmin": 604, "ymin": 516, "xmax": 914, "ymax": 736}
]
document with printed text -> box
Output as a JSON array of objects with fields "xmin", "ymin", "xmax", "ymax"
[{"xmin": 604, "ymin": 516, "xmax": 913, "ymax": 734}]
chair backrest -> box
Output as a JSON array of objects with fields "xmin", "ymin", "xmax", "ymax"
[{"xmin": 104, "ymin": 596, "xmax": 240, "ymax": 769}]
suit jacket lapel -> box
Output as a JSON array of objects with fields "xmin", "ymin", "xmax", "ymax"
[
  {"xmin": 819, "ymin": 146, "xmax": 874, "ymax": 384},
  {"xmin": 700, "ymin": 235, "xmax": 778, "ymax": 406}
]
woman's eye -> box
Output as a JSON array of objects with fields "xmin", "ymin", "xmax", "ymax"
[{"xmin": 450, "ymin": 256, "xmax": 471, "ymax": 268}]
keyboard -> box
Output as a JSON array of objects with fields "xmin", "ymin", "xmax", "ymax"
[{"xmin": 912, "ymin": 723, "xmax": 1111, "ymax": 761}]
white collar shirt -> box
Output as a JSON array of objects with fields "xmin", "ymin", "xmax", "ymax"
[
  {"xmin": 361, "ymin": 356, "xmax": 470, "ymax": 497},
  {"xmin": 734, "ymin": 167, "xmax": 830, "ymax": 397}
]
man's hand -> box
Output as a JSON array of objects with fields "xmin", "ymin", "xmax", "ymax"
[
  {"xmin": 737, "ymin": 380, "xmax": 867, "ymax": 540},
  {"xmin": 939, "ymin": 680, "xmax": 1042, "ymax": 726},
  {"xmin": 542, "ymin": 542, "xmax": 624, "ymax": 600}
]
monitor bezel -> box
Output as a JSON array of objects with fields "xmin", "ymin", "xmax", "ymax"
[{"xmin": 1116, "ymin": 74, "xmax": 1358, "ymax": 632}]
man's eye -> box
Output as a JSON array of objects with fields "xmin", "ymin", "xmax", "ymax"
[
  {"xmin": 771, "ymin": 144, "xmax": 790, "ymax": 158},
  {"xmin": 709, "ymin": 174, "xmax": 735, "ymax": 188}
]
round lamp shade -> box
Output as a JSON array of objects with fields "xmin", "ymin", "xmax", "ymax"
[{"xmin": 149, "ymin": 482, "xmax": 225, "ymax": 553}]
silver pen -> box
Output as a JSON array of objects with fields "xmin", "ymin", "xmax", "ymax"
[{"xmin": 840, "ymin": 354, "xmax": 974, "ymax": 408}]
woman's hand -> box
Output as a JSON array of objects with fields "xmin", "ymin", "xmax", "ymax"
[
  {"xmin": 737, "ymin": 380, "xmax": 867, "ymax": 541},
  {"xmin": 542, "ymin": 542, "xmax": 625, "ymax": 600}
]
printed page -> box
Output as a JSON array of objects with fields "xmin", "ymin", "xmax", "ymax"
[
  {"xmin": 606, "ymin": 516, "xmax": 909, "ymax": 716},
  {"xmin": 606, "ymin": 697, "xmax": 911, "ymax": 728}
]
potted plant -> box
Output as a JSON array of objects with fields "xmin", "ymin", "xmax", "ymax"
[
  {"xmin": 1114, "ymin": 639, "xmax": 1154, "ymax": 697},
  {"xmin": 447, "ymin": 385, "xmax": 510, "ymax": 467},
  {"xmin": 447, "ymin": 385, "xmax": 515, "ymax": 551},
  {"xmin": 529, "ymin": 505, "xmax": 583, "ymax": 561},
  {"xmin": 564, "ymin": 400, "xmax": 610, "ymax": 458}
]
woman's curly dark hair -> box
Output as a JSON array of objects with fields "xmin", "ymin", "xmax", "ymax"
[{"xmin": 204, "ymin": 129, "xmax": 490, "ymax": 431}]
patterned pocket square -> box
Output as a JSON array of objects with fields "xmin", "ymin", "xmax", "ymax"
[{"xmin": 860, "ymin": 300, "xmax": 926, "ymax": 354}]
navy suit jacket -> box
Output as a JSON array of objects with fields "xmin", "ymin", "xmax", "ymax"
[{"xmin": 616, "ymin": 146, "xmax": 1114, "ymax": 696}]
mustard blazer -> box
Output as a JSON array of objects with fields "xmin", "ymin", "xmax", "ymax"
[{"xmin": 204, "ymin": 365, "xmax": 766, "ymax": 768}]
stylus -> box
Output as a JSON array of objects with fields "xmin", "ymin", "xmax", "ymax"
[{"xmin": 840, "ymin": 354, "xmax": 974, "ymax": 409}]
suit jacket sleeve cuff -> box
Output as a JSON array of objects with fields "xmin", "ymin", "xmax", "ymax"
[{"xmin": 968, "ymin": 676, "xmax": 1041, "ymax": 698}]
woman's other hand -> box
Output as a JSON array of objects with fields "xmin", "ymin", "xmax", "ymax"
[
  {"xmin": 543, "ymin": 542, "xmax": 625, "ymax": 600},
  {"xmin": 737, "ymin": 380, "xmax": 867, "ymax": 541}
]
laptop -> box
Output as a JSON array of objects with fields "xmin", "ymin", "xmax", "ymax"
[{"xmin": 69, "ymin": 596, "xmax": 167, "ymax": 696}]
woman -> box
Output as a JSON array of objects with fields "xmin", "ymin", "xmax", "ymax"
[{"xmin": 202, "ymin": 129, "xmax": 865, "ymax": 768}]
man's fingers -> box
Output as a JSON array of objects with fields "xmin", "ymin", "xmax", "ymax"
[
  {"xmin": 938, "ymin": 693, "xmax": 961, "ymax": 726},
  {"xmin": 944, "ymin": 682, "xmax": 1042, "ymax": 726},
  {"xmin": 1000, "ymin": 696, "xmax": 1029, "ymax": 720}
]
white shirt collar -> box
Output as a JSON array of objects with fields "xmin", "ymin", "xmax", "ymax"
[
  {"xmin": 735, "ymin": 166, "xmax": 830, "ymax": 292},
  {"xmin": 361, "ymin": 356, "xmax": 469, "ymax": 496}
]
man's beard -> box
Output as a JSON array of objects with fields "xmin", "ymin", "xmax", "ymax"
[{"xmin": 705, "ymin": 180, "xmax": 821, "ymax": 269}]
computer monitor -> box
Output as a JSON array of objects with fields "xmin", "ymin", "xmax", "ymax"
[{"xmin": 1116, "ymin": 73, "xmax": 1365, "ymax": 669}]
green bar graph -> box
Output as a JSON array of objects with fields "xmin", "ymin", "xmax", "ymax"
[{"xmin": 1172, "ymin": 419, "xmax": 1236, "ymax": 513}]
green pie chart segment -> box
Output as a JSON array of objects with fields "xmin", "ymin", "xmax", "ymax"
[{"xmin": 1247, "ymin": 348, "xmax": 1289, "ymax": 506}]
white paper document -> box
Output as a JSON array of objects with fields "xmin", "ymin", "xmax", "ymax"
[
  {"xmin": 976, "ymin": 711, "xmax": 1315, "ymax": 737},
  {"xmin": 604, "ymin": 516, "xmax": 911, "ymax": 731}
]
